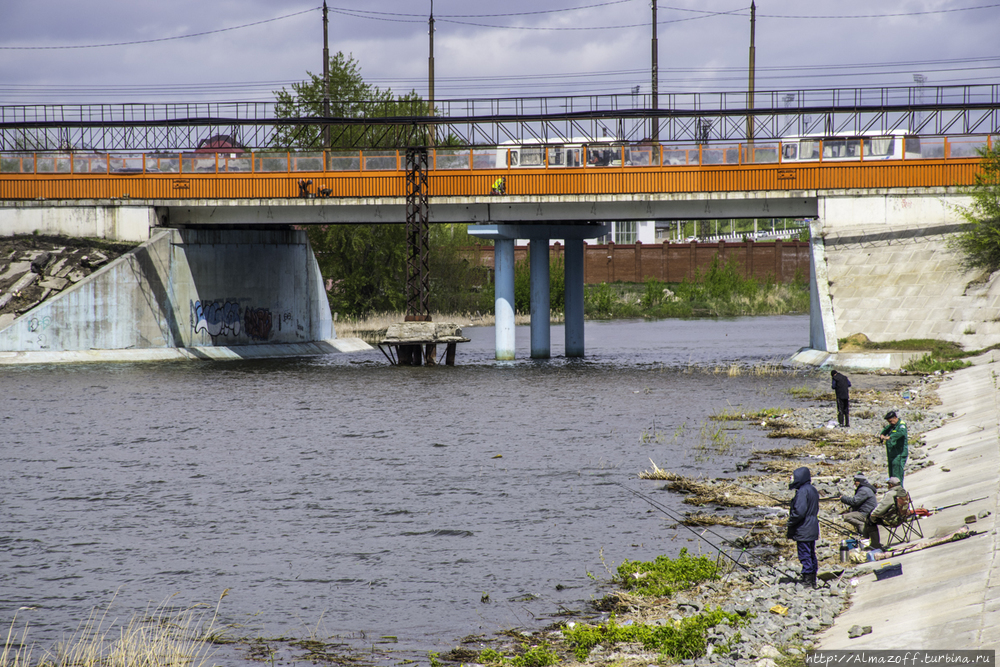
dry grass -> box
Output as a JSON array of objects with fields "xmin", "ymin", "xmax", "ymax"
[
  {"xmin": 639, "ymin": 462, "xmax": 777, "ymax": 508},
  {"xmin": 2, "ymin": 592, "xmax": 227, "ymax": 667},
  {"xmin": 334, "ymin": 311, "xmax": 533, "ymax": 343}
]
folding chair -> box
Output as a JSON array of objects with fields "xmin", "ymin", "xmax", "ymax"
[{"xmin": 883, "ymin": 492, "xmax": 925, "ymax": 548}]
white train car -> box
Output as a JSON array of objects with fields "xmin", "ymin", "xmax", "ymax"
[{"xmin": 779, "ymin": 129, "xmax": 921, "ymax": 162}]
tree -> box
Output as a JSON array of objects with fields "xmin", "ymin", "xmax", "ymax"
[
  {"xmin": 952, "ymin": 143, "xmax": 1000, "ymax": 272},
  {"xmin": 275, "ymin": 53, "xmax": 473, "ymax": 317},
  {"xmin": 272, "ymin": 52, "xmax": 432, "ymax": 150}
]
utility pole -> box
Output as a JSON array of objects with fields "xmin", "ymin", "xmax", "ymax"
[
  {"xmin": 747, "ymin": 1, "xmax": 755, "ymax": 145},
  {"xmin": 428, "ymin": 0, "xmax": 435, "ymax": 146},
  {"xmin": 322, "ymin": 1, "xmax": 330, "ymax": 148},
  {"xmin": 651, "ymin": 1, "xmax": 659, "ymax": 144}
]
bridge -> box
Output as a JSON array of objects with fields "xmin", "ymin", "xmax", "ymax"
[{"xmin": 1, "ymin": 84, "xmax": 999, "ymax": 364}]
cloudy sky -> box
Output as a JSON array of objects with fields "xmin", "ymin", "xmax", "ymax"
[{"xmin": 1, "ymin": 1, "xmax": 998, "ymax": 105}]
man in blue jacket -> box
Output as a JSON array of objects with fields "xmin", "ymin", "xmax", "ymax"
[{"xmin": 787, "ymin": 466, "xmax": 820, "ymax": 588}]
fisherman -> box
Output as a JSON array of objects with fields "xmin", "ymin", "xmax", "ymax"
[
  {"xmin": 865, "ymin": 477, "xmax": 908, "ymax": 550},
  {"xmin": 838, "ymin": 473, "xmax": 877, "ymax": 535},
  {"xmin": 831, "ymin": 370, "xmax": 852, "ymax": 427},
  {"xmin": 879, "ymin": 411, "xmax": 908, "ymax": 483},
  {"xmin": 787, "ymin": 466, "xmax": 820, "ymax": 589}
]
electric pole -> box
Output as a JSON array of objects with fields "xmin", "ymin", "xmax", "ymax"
[
  {"xmin": 428, "ymin": 0, "xmax": 435, "ymax": 146},
  {"xmin": 651, "ymin": 1, "xmax": 659, "ymax": 144},
  {"xmin": 322, "ymin": 1, "xmax": 330, "ymax": 148},
  {"xmin": 747, "ymin": 1, "xmax": 755, "ymax": 145}
]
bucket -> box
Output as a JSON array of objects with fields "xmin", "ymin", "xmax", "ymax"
[{"xmin": 845, "ymin": 538, "xmax": 858, "ymax": 550}]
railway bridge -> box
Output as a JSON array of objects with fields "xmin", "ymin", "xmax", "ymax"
[{"xmin": 1, "ymin": 85, "xmax": 998, "ymax": 363}]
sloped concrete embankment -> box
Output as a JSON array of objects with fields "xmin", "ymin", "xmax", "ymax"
[
  {"xmin": 819, "ymin": 356, "xmax": 1000, "ymax": 649},
  {"xmin": 798, "ymin": 188, "xmax": 1000, "ymax": 368},
  {"xmin": 0, "ymin": 228, "xmax": 369, "ymax": 364}
]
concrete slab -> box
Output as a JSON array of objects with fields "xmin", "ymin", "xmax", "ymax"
[
  {"xmin": 0, "ymin": 338, "xmax": 371, "ymax": 365},
  {"xmin": 818, "ymin": 359, "xmax": 1000, "ymax": 650}
]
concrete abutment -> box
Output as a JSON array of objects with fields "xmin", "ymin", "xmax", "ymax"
[{"xmin": 0, "ymin": 225, "xmax": 368, "ymax": 364}]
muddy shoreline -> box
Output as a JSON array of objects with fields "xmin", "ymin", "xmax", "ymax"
[{"xmin": 447, "ymin": 371, "xmax": 945, "ymax": 667}]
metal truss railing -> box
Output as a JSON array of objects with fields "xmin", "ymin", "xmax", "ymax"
[{"xmin": 1, "ymin": 84, "xmax": 999, "ymax": 152}]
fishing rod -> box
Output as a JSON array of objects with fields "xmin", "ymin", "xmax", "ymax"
[
  {"xmin": 731, "ymin": 483, "xmax": 855, "ymax": 538},
  {"xmin": 933, "ymin": 496, "xmax": 989, "ymax": 513},
  {"xmin": 613, "ymin": 482, "xmax": 801, "ymax": 583}
]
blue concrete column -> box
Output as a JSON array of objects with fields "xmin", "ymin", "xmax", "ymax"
[
  {"xmin": 564, "ymin": 238, "xmax": 585, "ymax": 357},
  {"xmin": 529, "ymin": 239, "xmax": 550, "ymax": 359},
  {"xmin": 494, "ymin": 238, "xmax": 516, "ymax": 360}
]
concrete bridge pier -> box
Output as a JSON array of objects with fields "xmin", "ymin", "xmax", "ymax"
[
  {"xmin": 529, "ymin": 239, "xmax": 550, "ymax": 358},
  {"xmin": 564, "ymin": 239, "xmax": 585, "ymax": 358},
  {"xmin": 494, "ymin": 238, "xmax": 516, "ymax": 360},
  {"xmin": 470, "ymin": 223, "xmax": 608, "ymax": 360}
]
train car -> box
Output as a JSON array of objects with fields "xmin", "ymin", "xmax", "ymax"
[
  {"xmin": 779, "ymin": 129, "xmax": 921, "ymax": 162},
  {"xmin": 496, "ymin": 138, "xmax": 636, "ymax": 169}
]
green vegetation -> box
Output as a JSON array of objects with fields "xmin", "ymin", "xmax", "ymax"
[
  {"xmin": 583, "ymin": 257, "xmax": 809, "ymax": 320},
  {"xmin": 272, "ymin": 51, "xmax": 435, "ymax": 150},
  {"xmin": 562, "ymin": 610, "xmax": 748, "ymax": 661},
  {"xmin": 613, "ymin": 549, "xmax": 720, "ymax": 597},
  {"xmin": 839, "ymin": 337, "xmax": 983, "ymax": 373},
  {"xmin": 710, "ymin": 407, "xmax": 785, "ymax": 422},
  {"xmin": 950, "ymin": 142, "xmax": 1000, "ymax": 272},
  {"xmin": 478, "ymin": 643, "xmax": 561, "ymax": 667},
  {"xmin": 275, "ymin": 53, "xmax": 485, "ymax": 317}
]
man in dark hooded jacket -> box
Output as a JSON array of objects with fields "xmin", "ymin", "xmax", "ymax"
[
  {"xmin": 831, "ymin": 370, "xmax": 852, "ymax": 427},
  {"xmin": 838, "ymin": 473, "xmax": 877, "ymax": 535},
  {"xmin": 787, "ymin": 466, "xmax": 820, "ymax": 588}
]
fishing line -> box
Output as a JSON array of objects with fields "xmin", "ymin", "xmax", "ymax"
[
  {"xmin": 612, "ymin": 482, "xmax": 800, "ymax": 582},
  {"xmin": 731, "ymin": 483, "xmax": 855, "ymax": 537}
]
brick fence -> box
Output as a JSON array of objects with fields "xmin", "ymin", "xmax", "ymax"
[{"xmin": 459, "ymin": 240, "xmax": 810, "ymax": 284}]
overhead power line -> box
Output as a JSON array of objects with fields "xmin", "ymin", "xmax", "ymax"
[{"xmin": 0, "ymin": 6, "xmax": 320, "ymax": 50}]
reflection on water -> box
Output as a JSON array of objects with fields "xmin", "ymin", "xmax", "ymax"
[{"xmin": 0, "ymin": 316, "xmax": 812, "ymax": 662}]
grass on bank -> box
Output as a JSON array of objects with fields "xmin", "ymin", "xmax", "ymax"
[
  {"xmin": 838, "ymin": 334, "xmax": 1000, "ymax": 373},
  {"xmin": 561, "ymin": 610, "xmax": 749, "ymax": 662},
  {"xmin": 2, "ymin": 593, "xmax": 226, "ymax": 667},
  {"xmin": 336, "ymin": 257, "xmax": 809, "ymax": 343}
]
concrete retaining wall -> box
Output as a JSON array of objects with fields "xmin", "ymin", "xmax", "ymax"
[
  {"xmin": 0, "ymin": 228, "xmax": 336, "ymax": 355},
  {"xmin": 811, "ymin": 188, "xmax": 1000, "ymax": 352},
  {"xmin": 0, "ymin": 203, "xmax": 156, "ymax": 242}
]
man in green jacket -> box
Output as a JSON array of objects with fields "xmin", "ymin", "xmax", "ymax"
[{"xmin": 879, "ymin": 411, "xmax": 908, "ymax": 483}]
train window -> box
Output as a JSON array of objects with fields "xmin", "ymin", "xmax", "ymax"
[
  {"xmin": 547, "ymin": 146, "xmax": 566, "ymax": 166},
  {"xmin": 864, "ymin": 137, "xmax": 894, "ymax": 157},
  {"xmin": 800, "ymin": 140, "xmax": 819, "ymax": 160},
  {"xmin": 782, "ymin": 144, "xmax": 798, "ymax": 160},
  {"xmin": 519, "ymin": 147, "xmax": 545, "ymax": 167},
  {"xmin": 905, "ymin": 136, "xmax": 921, "ymax": 155}
]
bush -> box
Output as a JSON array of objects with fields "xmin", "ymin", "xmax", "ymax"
[
  {"xmin": 479, "ymin": 643, "xmax": 561, "ymax": 667},
  {"xmin": 614, "ymin": 549, "xmax": 720, "ymax": 597},
  {"xmin": 562, "ymin": 609, "xmax": 748, "ymax": 661},
  {"xmin": 951, "ymin": 143, "xmax": 1000, "ymax": 272}
]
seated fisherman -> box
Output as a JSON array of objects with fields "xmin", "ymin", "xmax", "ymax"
[
  {"xmin": 865, "ymin": 477, "xmax": 909, "ymax": 550},
  {"xmin": 839, "ymin": 473, "xmax": 877, "ymax": 535}
]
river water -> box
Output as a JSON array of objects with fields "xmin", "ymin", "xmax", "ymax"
[{"xmin": 0, "ymin": 316, "xmax": 815, "ymax": 664}]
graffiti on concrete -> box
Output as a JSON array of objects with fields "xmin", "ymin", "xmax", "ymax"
[
  {"xmin": 193, "ymin": 300, "xmax": 242, "ymax": 337},
  {"xmin": 244, "ymin": 307, "xmax": 273, "ymax": 341},
  {"xmin": 27, "ymin": 315, "xmax": 52, "ymax": 333}
]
